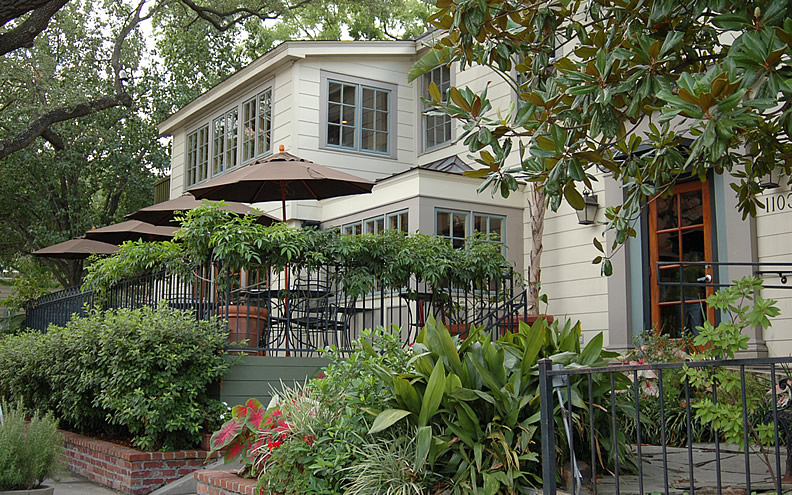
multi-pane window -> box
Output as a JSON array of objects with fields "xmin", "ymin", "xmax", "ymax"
[
  {"xmin": 242, "ymin": 89, "xmax": 273, "ymax": 163},
  {"xmin": 257, "ymin": 89, "xmax": 272, "ymax": 157},
  {"xmin": 186, "ymin": 125, "xmax": 209, "ymax": 187},
  {"xmin": 343, "ymin": 222, "xmax": 362, "ymax": 235},
  {"xmin": 437, "ymin": 210, "xmax": 507, "ymax": 250},
  {"xmin": 364, "ymin": 215, "xmax": 385, "ymax": 234},
  {"xmin": 386, "ymin": 210, "xmax": 408, "ymax": 233},
  {"xmin": 436, "ymin": 209, "xmax": 469, "ymax": 249},
  {"xmin": 327, "ymin": 80, "xmax": 390, "ymax": 154},
  {"xmin": 474, "ymin": 214, "xmax": 506, "ymax": 251},
  {"xmin": 213, "ymin": 108, "xmax": 238, "ymax": 176},
  {"xmin": 423, "ymin": 66, "xmax": 452, "ymax": 150}
]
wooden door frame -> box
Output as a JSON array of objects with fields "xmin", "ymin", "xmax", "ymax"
[{"xmin": 648, "ymin": 180, "xmax": 715, "ymax": 335}]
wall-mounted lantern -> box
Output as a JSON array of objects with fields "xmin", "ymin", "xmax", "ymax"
[{"xmin": 576, "ymin": 190, "xmax": 599, "ymax": 225}]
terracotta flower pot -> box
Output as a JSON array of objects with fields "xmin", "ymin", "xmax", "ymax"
[
  {"xmin": 219, "ymin": 305, "xmax": 269, "ymax": 355},
  {"xmin": 0, "ymin": 485, "xmax": 54, "ymax": 495}
]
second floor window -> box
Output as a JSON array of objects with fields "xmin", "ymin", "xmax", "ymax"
[
  {"xmin": 186, "ymin": 125, "xmax": 209, "ymax": 186},
  {"xmin": 186, "ymin": 85, "xmax": 273, "ymax": 190},
  {"xmin": 326, "ymin": 80, "xmax": 391, "ymax": 155},
  {"xmin": 241, "ymin": 89, "xmax": 272, "ymax": 163},
  {"xmin": 213, "ymin": 108, "xmax": 238, "ymax": 176},
  {"xmin": 423, "ymin": 66, "xmax": 452, "ymax": 151}
]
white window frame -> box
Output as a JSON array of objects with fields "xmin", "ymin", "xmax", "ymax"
[
  {"xmin": 422, "ymin": 65, "xmax": 453, "ymax": 152},
  {"xmin": 320, "ymin": 71, "xmax": 398, "ymax": 159}
]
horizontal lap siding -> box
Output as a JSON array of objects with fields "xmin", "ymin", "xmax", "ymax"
[
  {"xmin": 533, "ymin": 183, "xmax": 609, "ymax": 345},
  {"xmin": 169, "ymin": 130, "xmax": 185, "ymax": 197},
  {"xmin": 273, "ymin": 68, "xmax": 293, "ymax": 149},
  {"xmin": 217, "ymin": 355, "xmax": 329, "ymax": 407},
  {"xmin": 294, "ymin": 58, "xmax": 416, "ymax": 180},
  {"xmin": 755, "ymin": 185, "xmax": 792, "ymax": 357}
]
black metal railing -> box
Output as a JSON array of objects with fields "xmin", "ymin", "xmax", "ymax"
[
  {"xmin": 25, "ymin": 262, "xmax": 526, "ymax": 355},
  {"xmin": 655, "ymin": 260, "xmax": 792, "ymax": 337},
  {"xmin": 539, "ymin": 356, "xmax": 792, "ymax": 494}
]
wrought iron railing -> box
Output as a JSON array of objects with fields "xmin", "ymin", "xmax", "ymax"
[
  {"xmin": 653, "ymin": 260, "xmax": 792, "ymax": 337},
  {"xmin": 539, "ymin": 356, "xmax": 792, "ymax": 495},
  {"xmin": 25, "ymin": 262, "xmax": 527, "ymax": 355}
]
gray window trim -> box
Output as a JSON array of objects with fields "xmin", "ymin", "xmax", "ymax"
[
  {"xmin": 185, "ymin": 81, "xmax": 274, "ymax": 192},
  {"xmin": 241, "ymin": 87, "xmax": 274, "ymax": 165},
  {"xmin": 184, "ymin": 123, "xmax": 209, "ymax": 189},
  {"xmin": 319, "ymin": 71, "xmax": 398, "ymax": 159},
  {"xmin": 386, "ymin": 209, "xmax": 409, "ymax": 232},
  {"xmin": 435, "ymin": 208, "xmax": 470, "ymax": 248}
]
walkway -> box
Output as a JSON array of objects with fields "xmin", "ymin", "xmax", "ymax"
[{"xmin": 590, "ymin": 444, "xmax": 792, "ymax": 494}]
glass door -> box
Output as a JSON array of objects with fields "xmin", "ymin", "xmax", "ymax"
[{"xmin": 648, "ymin": 181, "xmax": 714, "ymax": 337}]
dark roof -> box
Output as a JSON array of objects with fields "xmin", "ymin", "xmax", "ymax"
[{"xmin": 419, "ymin": 155, "xmax": 474, "ymax": 173}]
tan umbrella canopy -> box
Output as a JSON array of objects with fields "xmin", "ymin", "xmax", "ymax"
[
  {"xmin": 32, "ymin": 238, "xmax": 119, "ymax": 260},
  {"xmin": 125, "ymin": 193, "xmax": 277, "ymax": 226},
  {"xmin": 189, "ymin": 149, "xmax": 375, "ymax": 221},
  {"xmin": 84, "ymin": 220, "xmax": 177, "ymax": 245}
]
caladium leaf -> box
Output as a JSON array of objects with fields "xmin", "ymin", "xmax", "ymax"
[
  {"xmin": 246, "ymin": 404, "xmax": 266, "ymax": 430},
  {"xmin": 210, "ymin": 419, "xmax": 243, "ymax": 451}
]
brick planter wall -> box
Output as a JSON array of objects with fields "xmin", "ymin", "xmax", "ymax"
[
  {"xmin": 195, "ymin": 470, "xmax": 259, "ymax": 495},
  {"xmin": 61, "ymin": 430, "xmax": 217, "ymax": 494}
]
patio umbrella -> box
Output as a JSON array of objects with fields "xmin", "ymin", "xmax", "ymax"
[
  {"xmin": 125, "ymin": 193, "xmax": 277, "ymax": 226},
  {"xmin": 32, "ymin": 238, "xmax": 119, "ymax": 259},
  {"xmin": 189, "ymin": 148, "xmax": 375, "ymax": 222},
  {"xmin": 84, "ymin": 220, "xmax": 177, "ymax": 245}
]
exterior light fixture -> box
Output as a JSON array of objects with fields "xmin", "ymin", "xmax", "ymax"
[
  {"xmin": 576, "ymin": 190, "xmax": 599, "ymax": 225},
  {"xmin": 118, "ymin": 69, "xmax": 129, "ymax": 83},
  {"xmin": 760, "ymin": 167, "xmax": 783, "ymax": 190}
]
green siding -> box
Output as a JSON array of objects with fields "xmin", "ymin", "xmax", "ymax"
[{"xmin": 212, "ymin": 355, "xmax": 329, "ymax": 407}]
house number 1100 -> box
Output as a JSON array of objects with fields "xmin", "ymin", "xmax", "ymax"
[{"xmin": 764, "ymin": 192, "xmax": 792, "ymax": 213}]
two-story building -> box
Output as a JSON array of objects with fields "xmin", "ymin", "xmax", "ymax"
[{"xmin": 158, "ymin": 35, "xmax": 792, "ymax": 357}]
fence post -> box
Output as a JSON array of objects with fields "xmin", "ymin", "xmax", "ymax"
[{"xmin": 538, "ymin": 357, "xmax": 557, "ymax": 494}]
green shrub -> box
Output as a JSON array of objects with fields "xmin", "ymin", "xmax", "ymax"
[
  {"xmin": 368, "ymin": 317, "xmax": 629, "ymax": 494},
  {"xmin": 0, "ymin": 303, "xmax": 230, "ymax": 451},
  {"xmin": 0, "ymin": 400, "xmax": 64, "ymax": 490}
]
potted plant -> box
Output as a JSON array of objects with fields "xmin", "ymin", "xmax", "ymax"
[{"xmin": 0, "ymin": 401, "xmax": 63, "ymax": 495}]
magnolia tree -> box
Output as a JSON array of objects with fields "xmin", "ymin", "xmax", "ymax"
[{"xmin": 411, "ymin": 0, "xmax": 792, "ymax": 282}]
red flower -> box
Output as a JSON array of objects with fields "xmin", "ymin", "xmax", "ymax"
[{"xmin": 303, "ymin": 435, "xmax": 315, "ymax": 446}]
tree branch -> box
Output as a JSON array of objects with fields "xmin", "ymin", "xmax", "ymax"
[
  {"xmin": 177, "ymin": 0, "xmax": 313, "ymax": 31},
  {"xmin": 40, "ymin": 127, "xmax": 64, "ymax": 150},
  {"xmin": 0, "ymin": 0, "xmax": 70, "ymax": 56},
  {"xmin": 0, "ymin": 93, "xmax": 132, "ymax": 159}
]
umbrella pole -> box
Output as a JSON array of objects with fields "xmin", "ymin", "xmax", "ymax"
[{"xmin": 281, "ymin": 182, "xmax": 290, "ymax": 356}]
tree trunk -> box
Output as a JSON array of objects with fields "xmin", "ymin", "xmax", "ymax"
[{"xmin": 526, "ymin": 184, "xmax": 545, "ymax": 315}]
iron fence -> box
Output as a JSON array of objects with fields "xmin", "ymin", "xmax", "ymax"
[
  {"xmin": 25, "ymin": 261, "xmax": 527, "ymax": 355},
  {"xmin": 539, "ymin": 356, "xmax": 792, "ymax": 495}
]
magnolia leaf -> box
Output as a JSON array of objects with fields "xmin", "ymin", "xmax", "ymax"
[
  {"xmin": 408, "ymin": 47, "xmax": 451, "ymax": 82},
  {"xmin": 564, "ymin": 183, "xmax": 585, "ymax": 210},
  {"xmin": 429, "ymin": 82, "xmax": 442, "ymax": 103}
]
